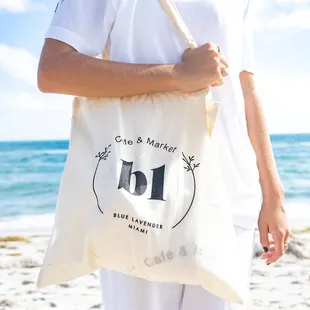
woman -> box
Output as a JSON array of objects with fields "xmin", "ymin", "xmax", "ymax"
[{"xmin": 38, "ymin": 0, "xmax": 290, "ymax": 309}]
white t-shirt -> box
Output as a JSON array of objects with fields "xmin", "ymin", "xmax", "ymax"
[{"xmin": 46, "ymin": 0, "xmax": 261, "ymax": 229}]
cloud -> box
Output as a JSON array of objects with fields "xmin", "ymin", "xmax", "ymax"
[
  {"xmin": 0, "ymin": 91, "xmax": 64, "ymax": 111},
  {"xmin": 0, "ymin": 44, "xmax": 38, "ymax": 86},
  {"xmin": 275, "ymin": 0, "xmax": 310, "ymax": 4},
  {"xmin": 0, "ymin": 44, "xmax": 72, "ymax": 141},
  {"xmin": 253, "ymin": 0, "xmax": 310, "ymax": 30},
  {"xmin": 0, "ymin": 0, "xmax": 46, "ymax": 13},
  {"xmin": 262, "ymin": 9, "xmax": 310, "ymax": 30},
  {"xmin": 256, "ymin": 71, "xmax": 310, "ymax": 134},
  {"xmin": 0, "ymin": 90, "xmax": 73, "ymax": 141}
]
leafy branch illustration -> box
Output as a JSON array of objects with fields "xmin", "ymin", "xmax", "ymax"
[
  {"xmin": 92, "ymin": 144, "xmax": 111, "ymax": 214},
  {"xmin": 172, "ymin": 153, "xmax": 200, "ymax": 229}
]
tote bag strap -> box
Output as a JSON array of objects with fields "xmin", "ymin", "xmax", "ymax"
[
  {"xmin": 157, "ymin": 0, "xmax": 198, "ymax": 49},
  {"xmin": 158, "ymin": 0, "xmax": 219, "ymax": 137}
]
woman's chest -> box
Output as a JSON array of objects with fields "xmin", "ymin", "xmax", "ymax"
[
  {"xmin": 111, "ymin": 0, "xmax": 247, "ymax": 64},
  {"xmin": 116, "ymin": 0, "xmax": 246, "ymax": 38}
]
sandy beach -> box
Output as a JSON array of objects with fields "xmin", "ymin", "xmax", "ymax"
[{"xmin": 1, "ymin": 229, "xmax": 310, "ymax": 310}]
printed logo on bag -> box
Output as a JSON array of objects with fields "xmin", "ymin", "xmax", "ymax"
[{"xmin": 92, "ymin": 136, "xmax": 200, "ymax": 233}]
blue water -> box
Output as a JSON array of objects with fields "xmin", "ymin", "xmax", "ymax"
[{"xmin": 0, "ymin": 134, "xmax": 310, "ymax": 219}]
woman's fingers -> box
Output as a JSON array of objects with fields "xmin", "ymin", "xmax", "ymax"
[
  {"xmin": 272, "ymin": 232, "xmax": 285, "ymax": 262},
  {"xmin": 259, "ymin": 222, "xmax": 270, "ymax": 253},
  {"xmin": 264, "ymin": 231, "xmax": 287, "ymax": 264},
  {"xmin": 261, "ymin": 236, "xmax": 290, "ymax": 265},
  {"xmin": 217, "ymin": 51, "xmax": 229, "ymax": 78},
  {"xmin": 218, "ymin": 54, "xmax": 229, "ymax": 68},
  {"xmin": 220, "ymin": 65, "xmax": 228, "ymax": 77},
  {"xmin": 211, "ymin": 63, "xmax": 228, "ymax": 87},
  {"xmin": 209, "ymin": 43, "xmax": 228, "ymax": 86},
  {"xmin": 260, "ymin": 247, "xmax": 275, "ymax": 259}
]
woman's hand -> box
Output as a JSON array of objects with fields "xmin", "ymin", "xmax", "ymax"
[
  {"xmin": 176, "ymin": 42, "xmax": 229, "ymax": 92},
  {"xmin": 258, "ymin": 189, "xmax": 290, "ymax": 265}
]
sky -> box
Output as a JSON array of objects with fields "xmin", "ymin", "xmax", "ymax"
[{"xmin": 0, "ymin": 0, "xmax": 310, "ymax": 141}]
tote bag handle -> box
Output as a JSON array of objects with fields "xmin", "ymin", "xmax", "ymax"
[
  {"xmin": 158, "ymin": 0, "xmax": 219, "ymax": 136},
  {"xmin": 157, "ymin": 0, "xmax": 198, "ymax": 49}
]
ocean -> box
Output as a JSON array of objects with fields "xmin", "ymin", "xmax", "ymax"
[{"xmin": 1, "ymin": 134, "xmax": 310, "ymax": 233}]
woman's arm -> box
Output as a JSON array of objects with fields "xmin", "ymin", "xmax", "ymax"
[
  {"xmin": 37, "ymin": 39, "xmax": 227, "ymax": 98},
  {"xmin": 240, "ymin": 71, "xmax": 290, "ymax": 264}
]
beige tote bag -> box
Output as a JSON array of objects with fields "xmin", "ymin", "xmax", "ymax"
[{"xmin": 37, "ymin": 0, "xmax": 247, "ymax": 305}]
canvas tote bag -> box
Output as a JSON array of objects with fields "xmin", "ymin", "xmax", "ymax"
[{"xmin": 37, "ymin": 0, "xmax": 247, "ymax": 304}]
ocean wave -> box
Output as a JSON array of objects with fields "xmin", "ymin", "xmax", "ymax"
[
  {"xmin": 0, "ymin": 152, "xmax": 67, "ymax": 165},
  {"xmin": 1, "ymin": 202, "xmax": 310, "ymax": 234},
  {"xmin": 0, "ymin": 213, "xmax": 54, "ymax": 234},
  {"xmin": 0, "ymin": 140, "xmax": 69, "ymax": 152}
]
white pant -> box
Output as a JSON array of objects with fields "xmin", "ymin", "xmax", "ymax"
[{"xmin": 99, "ymin": 226, "xmax": 255, "ymax": 310}]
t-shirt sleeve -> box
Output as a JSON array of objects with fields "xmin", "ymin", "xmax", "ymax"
[
  {"xmin": 45, "ymin": 0, "xmax": 118, "ymax": 57},
  {"xmin": 240, "ymin": 0, "xmax": 255, "ymax": 73}
]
